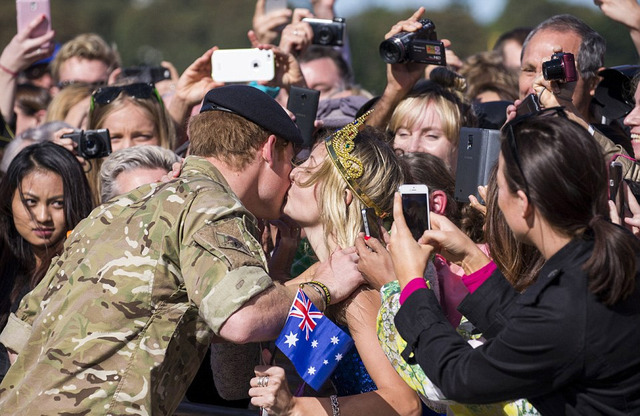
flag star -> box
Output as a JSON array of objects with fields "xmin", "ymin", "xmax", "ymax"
[
  {"xmin": 335, "ymin": 353, "xmax": 343, "ymax": 361},
  {"xmin": 284, "ymin": 331, "xmax": 299, "ymax": 348},
  {"xmin": 323, "ymin": 360, "xmax": 329, "ymax": 365},
  {"xmin": 331, "ymin": 336, "xmax": 339, "ymax": 345},
  {"xmin": 311, "ymin": 340, "xmax": 318, "ymax": 348},
  {"xmin": 307, "ymin": 366, "xmax": 316, "ymax": 375}
]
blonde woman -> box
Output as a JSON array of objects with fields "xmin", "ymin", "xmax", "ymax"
[{"xmin": 249, "ymin": 118, "xmax": 422, "ymax": 416}]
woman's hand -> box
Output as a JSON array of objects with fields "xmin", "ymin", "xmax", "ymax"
[
  {"xmin": 609, "ymin": 181, "xmax": 640, "ymax": 238},
  {"xmin": 0, "ymin": 14, "xmax": 55, "ymax": 75},
  {"xmin": 355, "ymin": 235, "xmax": 396, "ymax": 290},
  {"xmin": 278, "ymin": 9, "xmax": 314, "ymax": 56},
  {"xmin": 468, "ymin": 185, "xmax": 488, "ymax": 216},
  {"xmin": 252, "ymin": 0, "xmax": 293, "ymax": 45},
  {"xmin": 248, "ymin": 33, "xmax": 307, "ymax": 91},
  {"xmin": 51, "ymin": 128, "xmax": 87, "ymax": 167},
  {"xmin": 249, "ymin": 366, "xmax": 295, "ymax": 416}
]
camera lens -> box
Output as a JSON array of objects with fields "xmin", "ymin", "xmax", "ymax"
[
  {"xmin": 82, "ymin": 133, "xmax": 103, "ymax": 157},
  {"xmin": 542, "ymin": 58, "xmax": 564, "ymax": 81},
  {"xmin": 316, "ymin": 26, "xmax": 334, "ymax": 45},
  {"xmin": 379, "ymin": 38, "xmax": 405, "ymax": 64}
]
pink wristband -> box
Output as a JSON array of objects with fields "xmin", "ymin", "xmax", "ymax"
[
  {"xmin": 399, "ymin": 278, "xmax": 429, "ymax": 304},
  {"xmin": 462, "ymin": 261, "xmax": 496, "ymax": 293}
]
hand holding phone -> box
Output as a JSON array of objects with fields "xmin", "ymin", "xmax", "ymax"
[
  {"xmin": 398, "ymin": 184, "xmax": 431, "ymax": 240},
  {"xmin": 361, "ymin": 208, "xmax": 382, "ymax": 241},
  {"xmin": 16, "ymin": 0, "xmax": 51, "ymax": 39}
]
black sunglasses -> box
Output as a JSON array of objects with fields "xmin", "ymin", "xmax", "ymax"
[
  {"xmin": 502, "ymin": 107, "xmax": 567, "ymax": 199},
  {"xmin": 90, "ymin": 82, "xmax": 162, "ymax": 111}
]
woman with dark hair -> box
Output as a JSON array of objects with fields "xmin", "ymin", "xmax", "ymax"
[
  {"xmin": 370, "ymin": 113, "xmax": 640, "ymax": 414},
  {"xmin": 0, "ymin": 141, "xmax": 94, "ymax": 380}
]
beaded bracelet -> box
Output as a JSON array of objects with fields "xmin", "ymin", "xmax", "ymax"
[
  {"xmin": 299, "ymin": 282, "xmax": 326, "ymax": 310},
  {"xmin": 308, "ymin": 280, "xmax": 331, "ymax": 305},
  {"xmin": 330, "ymin": 394, "xmax": 340, "ymax": 416}
]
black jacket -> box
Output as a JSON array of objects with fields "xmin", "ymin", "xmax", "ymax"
[{"xmin": 395, "ymin": 237, "xmax": 640, "ymax": 415}]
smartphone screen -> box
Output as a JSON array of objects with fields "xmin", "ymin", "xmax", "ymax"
[
  {"xmin": 361, "ymin": 207, "xmax": 382, "ymax": 240},
  {"xmin": 399, "ymin": 184, "xmax": 430, "ymax": 240}
]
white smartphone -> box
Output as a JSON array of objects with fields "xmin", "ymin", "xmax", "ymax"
[
  {"xmin": 211, "ymin": 48, "xmax": 275, "ymax": 83},
  {"xmin": 398, "ymin": 184, "xmax": 431, "ymax": 240},
  {"xmin": 16, "ymin": 0, "xmax": 51, "ymax": 38},
  {"xmin": 265, "ymin": 0, "xmax": 288, "ymax": 14}
]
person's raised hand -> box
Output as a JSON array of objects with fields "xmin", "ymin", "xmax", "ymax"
[
  {"xmin": 252, "ymin": 0, "xmax": 293, "ymax": 45},
  {"xmin": 0, "ymin": 14, "xmax": 55, "ymax": 75},
  {"xmin": 278, "ymin": 9, "xmax": 314, "ymax": 55}
]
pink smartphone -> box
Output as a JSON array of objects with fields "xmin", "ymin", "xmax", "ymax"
[{"xmin": 16, "ymin": 0, "xmax": 51, "ymax": 37}]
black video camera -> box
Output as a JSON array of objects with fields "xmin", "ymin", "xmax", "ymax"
[
  {"xmin": 302, "ymin": 17, "xmax": 345, "ymax": 47},
  {"xmin": 379, "ymin": 18, "xmax": 446, "ymax": 65},
  {"xmin": 62, "ymin": 129, "xmax": 112, "ymax": 159}
]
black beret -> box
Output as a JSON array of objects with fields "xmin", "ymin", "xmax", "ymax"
[{"xmin": 200, "ymin": 85, "xmax": 303, "ymax": 146}]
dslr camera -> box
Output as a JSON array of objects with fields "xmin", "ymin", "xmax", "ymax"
[
  {"xmin": 62, "ymin": 129, "xmax": 112, "ymax": 160},
  {"xmin": 542, "ymin": 52, "xmax": 577, "ymax": 83},
  {"xmin": 302, "ymin": 17, "xmax": 345, "ymax": 47},
  {"xmin": 379, "ymin": 18, "xmax": 446, "ymax": 65}
]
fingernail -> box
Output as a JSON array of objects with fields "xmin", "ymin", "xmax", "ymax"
[{"xmin": 364, "ymin": 236, "xmax": 370, "ymax": 241}]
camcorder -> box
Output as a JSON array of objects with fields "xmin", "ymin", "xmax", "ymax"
[
  {"xmin": 542, "ymin": 52, "xmax": 577, "ymax": 83},
  {"xmin": 302, "ymin": 17, "xmax": 345, "ymax": 47},
  {"xmin": 62, "ymin": 129, "xmax": 112, "ymax": 159},
  {"xmin": 379, "ymin": 18, "xmax": 446, "ymax": 65}
]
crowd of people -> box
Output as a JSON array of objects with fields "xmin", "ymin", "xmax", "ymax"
[{"xmin": 1, "ymin": 0, "xmax": 640, "ymax": 415}]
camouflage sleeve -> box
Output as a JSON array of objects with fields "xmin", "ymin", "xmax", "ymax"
[
  {"xmin": 0, "ymin": 255, "xmax": 64, "ymax": 353},
  {"xmin": 179, "ymin": 185, "xmax": 274, "ymax": 335}
]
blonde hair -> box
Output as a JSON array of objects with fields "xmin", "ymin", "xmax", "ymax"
[
  {"xmin": 45, "ymin": 84, "xmax": 93, "ymax": 124},
  {"xmin": 299, "ymin": 126, "xmax": 404, "ymax": 253},
  {"xmin": 51, "ymin": 33, "xmax": 120, "ymax": 83},
  {"xmin": 388, "ymin": 93, "xmax": 462, "ymax": 147}
]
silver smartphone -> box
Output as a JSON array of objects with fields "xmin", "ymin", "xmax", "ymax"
[
  {"xmin": 361, "ymin": 207, "xmax": 382, "ymax": 241},
  {"xmin": 265, "ymin": 0, "xmax": 287, "ymax": 14},
  {"xmin": 211, "ymin": 48, "xmax": 275, "ymax": 83},
  {"xmin": 398, "ymin": 184, "xmax": 430, "ymax": 240}
]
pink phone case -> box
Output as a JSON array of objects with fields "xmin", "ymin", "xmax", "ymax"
[{"xmin": 16, "ymin": 0, "xmax": 51, "ymax": 37}]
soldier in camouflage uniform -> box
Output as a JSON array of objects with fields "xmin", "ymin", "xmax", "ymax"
[{"xmin": 0, "ymin": 85, "xmax": 363, "ymax": 415}]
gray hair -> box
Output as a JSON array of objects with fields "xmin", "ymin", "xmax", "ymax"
[
  {"xmin": 0, "ymin": 121, "xmax": 73, "ymax": 173},
  {"xmin": 99, "ymin": 145, "xmax": 180, "ymax": 202},
  {"xmin": 521, "ymin": 14, "xmax": 606, "ymax": 82}
]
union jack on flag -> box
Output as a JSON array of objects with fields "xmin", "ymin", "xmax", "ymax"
[
  {"xmin": 275, "ymin": 289, "xmax": 354, "ymax": 390},
  {"xmin": 290, "ymin": 291, "xmax": 324, "ymax": 340}
]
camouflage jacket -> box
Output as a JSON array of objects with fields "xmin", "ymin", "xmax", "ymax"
[{"xmin": 0, "ymin": 156, "xmax": 273, "ymax": 415}]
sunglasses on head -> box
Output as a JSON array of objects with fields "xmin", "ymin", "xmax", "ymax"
[
  {"xmin": 90, "ymin": 82, "xmax": 163, "ymax": 111},
  {"xmin": 501, "ymin": 106, "xmax": 567, "ymax": 199}
]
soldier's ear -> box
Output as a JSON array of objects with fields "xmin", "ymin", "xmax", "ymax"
[{"xmin": 261, "ymin": 134, "xmax": 278, "ymax": 166}]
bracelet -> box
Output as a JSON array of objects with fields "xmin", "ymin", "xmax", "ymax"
[
  {"xmin": 299, "ymin": 282, "xmax": 326, "ymax": 309},
  {"xmin": 330, "ymin": 394, "xmax": 340, "ymax": 416},
  {"xmin": 0, "ymin": 63, "xmax": 18, "ymax": 78},
  {"xmin": 308, "ymin": 280, "xmax": 331, "ymax": 305}
]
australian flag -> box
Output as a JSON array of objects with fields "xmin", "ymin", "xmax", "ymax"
[{"xmin": 275, "ymin": 289, "xmax": 354, "ymax": 391}]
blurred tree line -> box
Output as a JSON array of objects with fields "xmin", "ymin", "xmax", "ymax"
[{"xmin": 0, "ymin": 0, "xmax": 637, "ymax": 95}]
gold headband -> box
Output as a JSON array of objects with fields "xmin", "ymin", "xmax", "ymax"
[{"xmin": 324, "ymin": 110, "xmax": 388, "ymax": 218}]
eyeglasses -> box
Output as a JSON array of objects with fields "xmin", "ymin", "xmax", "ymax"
[
  {"xmin": 502, "ymin": 107, "xmax": 567, "ymax": 199},
  {"xmin": 57, "ymin": 80, "xmax": 106, "ymax": 90},
  {"xmin": 90, "ymin": 82, "xmax": 163, "ymax": 111}
]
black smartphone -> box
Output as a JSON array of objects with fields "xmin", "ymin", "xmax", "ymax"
[
  {"xmin": 120, "ymin": 66, "xmax": 171, "ymax": 84},
  {"xmin": 287, "ymin": 86, "xmax": 320, "ymax": 148},
  {"xmin": 609, "ymin": 161, "xmax": 625, "ymax": 219},
  {"xmin": 361, "ymin": 207, "xmax": 382, "ymax": 240},
  {"xmin": 399, "ymin": 184, "xmax": 431, "ymax": 240},
  {"xmin": 454, "ymin": 127, "xmax": 501, "ymax": 203},
  {"xmin": 516, "ymin": 93, "xmax": 541, "ymax": 117}
]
